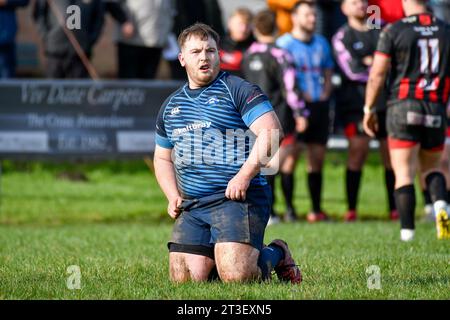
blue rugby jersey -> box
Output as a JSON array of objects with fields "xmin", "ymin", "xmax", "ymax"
[
  {"xmin": 276, "ymin": 33, "xmax": 334, "ymax": 102},
  {"xmin": 155, "ymin": 71, "xmax": 274, "ymax": 199}
]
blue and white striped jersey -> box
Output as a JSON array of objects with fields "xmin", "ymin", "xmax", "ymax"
[{"xmin": 155, "ymin": 71, "xmax": 274, "ymax": 199}]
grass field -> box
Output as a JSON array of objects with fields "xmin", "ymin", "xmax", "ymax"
[{"xmin": 0, "ymin": 153, "xmax": 449, "ymax": 300}]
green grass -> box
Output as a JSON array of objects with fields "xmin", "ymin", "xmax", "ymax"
[{"xmin": 0, "ymin": 154, "xmax": 449, "ymax": 299}]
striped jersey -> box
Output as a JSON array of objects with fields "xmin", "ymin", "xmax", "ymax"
[
  {"xmin": 155, "ymin": 71, "xmax": 274, "ymax": 199},
  {"xmin": 276, "ymin": 33, "xmax": 334, "ymax": 102}
]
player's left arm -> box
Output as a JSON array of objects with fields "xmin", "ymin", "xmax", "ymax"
[
  {"xmin": 320, "ymin": 39, "xmax": 335, "ymax": 101},
  {"xmin": 154, "ymin": 145, "xmax": 183, "ymax": 219},
  {"xmin": 226, "ymin": 111, "xmax": 283, "ymax": 201},
  {"xmin": 320, "ymin": 68, "xmax": 333, "ymax": 101},
  {"xmin": 363, "ymin": 53, "xmax": 391, "ymax": 137},
  {"xmin": 278, "ymin": 50, "xmax": 308, "ymax": 132}
]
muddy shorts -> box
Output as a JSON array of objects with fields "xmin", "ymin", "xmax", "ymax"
[
  {"xmin": 387, "ymin": 99, "xmax": 446, "ymax": 151},
  {"xmin": 168, "ymin": 185, "xmax": 271, "ymax": 259}
]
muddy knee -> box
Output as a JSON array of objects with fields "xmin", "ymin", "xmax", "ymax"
[{"xmin": 215, "ymin": 243, "xmax": 260, "ymax": 283}]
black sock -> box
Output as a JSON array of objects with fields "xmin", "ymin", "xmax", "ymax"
[
  {"xmin": 346, "ymin": 169, "xmax": 362, "ymax": 211},
  {"xmin": 394, "ymin": 185, "xmax": 416, "ymax": 230},
  {"xmin": 308, "ymin": 172, "xmax": 322, "ymax": 213},
  {"xmin": 281, "ymin": 173, "xmax": 294, "ymax": 211},
  {"xmin": 266, "ymin": 175, "xmax": 276, "ymax": 216},
  {"xmin": 425, "ymin": 172, "xmax": 447, "ymax": 203},
  {"xmin": 422, "ymin": 189, "xmax": 432, "ymax": 205},
  {"xmin": 385, "ymin": 169, "xmax": 396, "ymax": 211}
]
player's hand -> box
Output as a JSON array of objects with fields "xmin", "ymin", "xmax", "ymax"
[
  {"xmin": 295, "ymin": 116, "xmax": 308, "ymax": 133},
  {"xmin": 168, "ymin": 196, "xmax": 183, "ymax": 219},
  {"xmin": 225, "ymin": 173, "xmax": 250, "ymax": 201},
  {"xmin": 303, "ymin": 93, "xmax": 314, "ymax": 103},
  {"xmin": 363, "ymin": 55, "xmax": 374, "ymax": 66},
  {"xmin": 319, "ymin": 91, "xmax": 331, "ymax": 102},
  {"xmin": 363, "ymin": 112, "xmax": 378, "ymax": 138},
  {"xmin": 121, "ymin": 22, "xmax": 135, "ymax": 38}
]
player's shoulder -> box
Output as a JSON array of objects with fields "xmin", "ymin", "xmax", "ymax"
[
  {"xmin": 379, "ymin": 20, "xmax": 400, "ymax": 38},
  {"xmin": 336, "ymin": 23, "xmax": 351, "ymax": 35},
  {"xmin": 246, "ymin": 41, "xmax": 269, "ymax": 55},
  {"xmin": 270, "ymin": 43, "xmax": 292, "ymax": 59},
  {"xmin": 436, "ymin": 16, "xmax": 450, "ymax": 33},
  {"xmin": 332, "ymin": 23, "xmax": 351, "ymax": 41},
  {"xmin": 159, "ymin": 85, "xmax": 185, "ymax": 114},
  {"xmin": 220, "ymin": 71, "xmax": 253, "ymax": 91},
  {"xmin": 386, "ymin": 14, "xmax": 418, "ymax": 32},
  {"xmin": 313, "ymin": 34, "xmax": 331, "ymax": 48},
  {"xmin": 276, "ymin": 33, "xmax": 295, "ymax": 47}
]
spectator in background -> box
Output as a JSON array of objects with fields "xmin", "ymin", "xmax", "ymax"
[
  {"xmin": 33, "ymin": 0, "xmax": 104, "ymax": 78},
  {"xmin": 332, "ymin": 0, "xmax": 397, "ymax": 221},
  {"xmin": 219, "ymin": 7, "xmax": 254, "ymax": 77},
  {"xmin": 277, "ymin": 0, "xmax": 334, "ymax": 223},
  {"xmin": 172, "ymin": 0, "xmax": 224, "ymax": 37},
  {"xmin": 266, "ymin": 0, "xmax": 298, "ymax": 35},
  {"xmin": 168, "ymin": 0, "xmax": 225, "ymax": 79},
  {"xmin": 104, "ymin": 0, "xmax": 134, "ymax": 40},
  {"xmin": 268, "ymin": 0, "xmax": 346, "ymax": 41},
  {"xmin": 242, "ymin": 9, "xmax": 308, "ymax": 223},
  {"xmin": 0, "ymin": 0, "xmax": 29, "ymax": 78},
  {"xmin": 115, "ymin": 0, "xmax": 175, "ymax": 79}
]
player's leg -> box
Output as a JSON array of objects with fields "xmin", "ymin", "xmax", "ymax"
[
  {"xmin": 377, "ymin": 110, "xmax": 398, "ymax": 220},
  {"xmin": 267, "ymin": 135, "xmax": 298, "ymax": 224},
  {"xmin": 344, "ymin": 131, "xmax": 370, "ymax": 222},
  {"xmin": 169, "ymin": 250, "xmax": 215, "ymax": 283},
  {"xmin": 379, "ymin": 139, "xmax": 398, "ymax": 220},
  {"xmin": 305, "ymin": 143, "xmax": 328, "ymax": 222},
  {"xmin": 419, "ymin": 164, "xmax": 434, "ymax": 220},
  {"xmin": 214, "ymin": 242, "xmax": 263, "ymax": 282},
  {"xmin": 215, "ymin": 239, "xmax": 301, "ymax": 284},
  {"xmin": 440, "ymin": 140, "xmax": 450, "ymax": 202},
  {"xmin": 389, "ymin": 142, "xmax": 420, "ymax": 241},
  {"xmin": 279, "ymin": 141, "xmax": 301, "ymax": 222},
  {"xmin": 387, "ymin": 100, "xmax": 427, "ymax": 241},
  {"xmin": 419, "ymin": 131, "xmax": 450, "ymax": 220},
  {"xmin": 281, "ymin": 139, "xmax": 300, "ymax": 222},
  {"xmin": 167, "ymin": 200, "xmax": 216, "ymax": 283},
  {"xmin": 304, "ymin": 101, "xmax": 330, "ymax": 222},
  {"xmin": 419, "ymin": 149, "xmax": 450, "ymax": 239},
  {"xmin": 212, "ymin": 185, "xmax": 302, "ymax": 283},
  {"xmin": 419, "ymin": 101, "xmax": 449, "ymax": 239}
]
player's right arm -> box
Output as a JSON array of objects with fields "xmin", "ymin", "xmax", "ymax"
[
  {"xmin": 154, "ymin": 146, "xmax": 182, "ymax": 219},
  {"xmin": 276, "ymin": 49, "xmax": 308, "ymax": 132},
  {"xmin": 363, "ymin": 25, "xmax": 393, "ymax": 137},
  {"xmin": 154, "ymin": 95, "xmax": 183, "ymax": 219},
  {"xmin": 332, "ymin": 27, "xmax": 370, "ymax": 82}
]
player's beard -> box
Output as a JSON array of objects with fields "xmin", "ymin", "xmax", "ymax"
[{"xmin": 188, "ymin": 61, "xmax": 220, "ymax": 87}]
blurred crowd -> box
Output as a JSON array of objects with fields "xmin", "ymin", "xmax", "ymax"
[{"xmin": 0, "ymin": 0, "xmax": 449, "ymax": 80}]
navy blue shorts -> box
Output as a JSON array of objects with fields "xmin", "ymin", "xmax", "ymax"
[{"xmin": 168, "ymin": 185, "xmax": 272, "ymax": 258}]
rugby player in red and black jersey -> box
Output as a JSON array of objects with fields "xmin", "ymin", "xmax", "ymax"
[{"xmin": 363, "ymin": 0, "xmax": 450, "ymax": 240}]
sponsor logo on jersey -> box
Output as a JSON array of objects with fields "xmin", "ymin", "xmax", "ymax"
[
  {"xmin": 206, "ymin": 97, "xmax": 220, "ymax": 105},
  {"xmin": 353, "ymin": 41, "xmax": 364, "ymax": 50},
  {"xmin": 171, "ymin": 106, "xmax": 180, "ymax": 115},
  {"xmin": 249, "ymin": 59, "xmax": 264, "ymax": 71}
]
